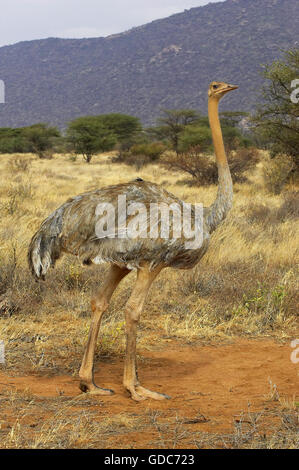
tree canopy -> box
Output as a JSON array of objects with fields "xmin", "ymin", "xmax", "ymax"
[
  {"xmin": 66, "ymin": 116, "xmax": 117, "ymax": 163},
  {"xmin": 0, "ymin": 123, "xmax": 60, "ymax": 157},
  {"xmin": 23, "ymin": 123, "xmax": 60, "ymax": 158},
  {"xmin": 252, "ymin": 48, "xmax": 299, "ymax": 164},
  {"xmin": 97, "ymin": 113, "xmax": 141, "ymax": 142},
  {"xmin": 154, "ymin": 109, "xmax": 200, "ymax": 153}
]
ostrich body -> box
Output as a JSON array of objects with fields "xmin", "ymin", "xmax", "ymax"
[{"xmin": 28, "ymin": 82, "xmax": 238, "ymax": 401}]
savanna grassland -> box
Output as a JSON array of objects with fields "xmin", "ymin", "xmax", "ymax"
[{"xmin": 0, "ymin": 152, "xmax": 298, "ymax": 449}]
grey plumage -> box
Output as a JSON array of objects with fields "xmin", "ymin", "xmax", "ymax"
[
  {"xmin": 28, "ymin": 204, "xmax": 65, "ymax": 280},
  {"xmin": 28, "ymin": 180, "xmax": 214, "ymax": 277}
]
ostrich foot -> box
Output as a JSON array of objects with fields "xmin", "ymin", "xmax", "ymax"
[
  {"xmin": 136, "ymin": 386, "xmax": 171, "ymax": 400},
  {"xmin": 79, "ymin": 381, "xmax": 114, "ymax": 396},
  {"xmin": 127, "ymin": 385, "xmax": 171, "ymax": 401}
]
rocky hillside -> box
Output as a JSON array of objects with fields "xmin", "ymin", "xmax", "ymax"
[{"xmin": 0, "ymin": 0, "xmax": 298, "ymax": 127}]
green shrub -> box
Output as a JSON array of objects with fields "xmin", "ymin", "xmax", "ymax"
[{"xmin": 114, "ymin": 142, "xmax": 167, "ymax": 169}]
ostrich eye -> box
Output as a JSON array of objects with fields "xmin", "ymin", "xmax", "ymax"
[{"xmin": 213, "ymin": 84, "xmax": 219, "ymax": 90}]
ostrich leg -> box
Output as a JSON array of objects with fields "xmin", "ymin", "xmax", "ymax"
[
  {"xmin": 123, "ymin": 265, "xmax": 170, "ymax": 401},
  {"xmin": 79, "ymin": 264, "xmax": 129, "ymax": 394}
]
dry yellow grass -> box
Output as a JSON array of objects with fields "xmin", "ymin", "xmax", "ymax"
[{"xmin": 0, "ymin": 151, "xmax": 298, "ymax": 450}]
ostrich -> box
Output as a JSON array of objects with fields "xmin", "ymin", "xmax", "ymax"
[{"xmin": 28, "ymin": 81, "xmax": 238, "ymax": 401}]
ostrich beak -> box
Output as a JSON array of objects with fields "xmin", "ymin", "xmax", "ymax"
[
  {"xmin": 218, "ymin": 84, "xmax": 238, "ymax": 96},
  {"xmin": 226, "ymin": 84, "xmax": 238, "ymax": 91}
]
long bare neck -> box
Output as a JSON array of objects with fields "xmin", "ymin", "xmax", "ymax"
[{"xmin": 206, "ymin": 97, "xmax": 233, "ymax": 233}]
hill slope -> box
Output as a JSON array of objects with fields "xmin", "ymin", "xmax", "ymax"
[{"xmin": 0, "ymin": 0, "xmax": 298, "ymax": 128}]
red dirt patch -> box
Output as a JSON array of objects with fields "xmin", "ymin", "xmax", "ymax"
[{"xmin": 0, "ymin": 338, "xmax": 298, "ymax": 448}]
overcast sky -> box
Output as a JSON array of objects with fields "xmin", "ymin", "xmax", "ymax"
[{"xmin": 0, "ymin": 0, "xmax": 223, "ymax": 47}]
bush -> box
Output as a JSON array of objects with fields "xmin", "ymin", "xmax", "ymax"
[
  {"xmin": 229, "ymin": 147, "xmax": 260, "ymax": 183},
  {"xmin": 67, "ymin": 116, "xmax": 117, "ymax": 163},
  {"xmin": 263, "ymin": 154, "xmax": 295, "ymax": 194},
  {"xmin": 178, "ymin": 125, "xmax": 212, "ymax": 153},
  {"xmin": 161, "ymin": 146, "xmax": 260, "ymax": 185},
  {"xmin": 162, "ymin": 148, "xmax": 217, "ymax": 185},
  {"xmin": 252, "ymin": 48, "xmax": 299, "ymax": 165},
  {"xmin": 0, "ymin": 128, "xmax": 31, "ymax": 154},
  {"xmin": 245, "ymin": 191, "xmax": 299, "ymax": 225},
  {"xmin": 131, "ymin": 142, "xmax": 166, "ymax": 161},
  {"xmin": 276, "ymin": 191, "xmax": 299, "ymax": 220},
  {"xmin": 113, "ymin": 142, "xmax": 167, "ymax": 169},
  {"xmin": 22, "ymin": 123, "xmax": 60, "ymax": 159}
]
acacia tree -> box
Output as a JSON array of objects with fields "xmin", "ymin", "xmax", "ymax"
[
  {"xmin": 150, "ymin": 109, "xmax": 250, "ymax": 154},
  {"xmin": 153, "ymin": 109, "xmax": 200, "ymax": 153},
  {"xmin": 97, "ymin": 113, "xmax": 141, "ymax": 142},
  {"xmin": 0, "ymin": 128, "xmax": 29, "ymax": 153},
  {"xmin": 178, "ymin": 125, "xmax": 212, "ymax": 153},
  {"xmin": 67, "ymin": 116, "xmax": 117, "ymax": 163},
  {"xmin": 23, "ymin": 123, "xmax": 60, "ymax": 158},
  {"xmin": 97, "ymin": 113, "xmax": 142, "ymax": 156},
  {"xmin": 252, "ymin": 48, "xmax": 299, "ymax": 165}
]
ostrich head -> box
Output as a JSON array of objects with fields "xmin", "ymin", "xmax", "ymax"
[{"xmin": 208, "ymin": 81, "xmax": 238, "ymax": 99}]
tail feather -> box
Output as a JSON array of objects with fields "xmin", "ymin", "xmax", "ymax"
[{"xmin": 28, "ymin": 206, "xmax": 65, "ymax": 280}]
